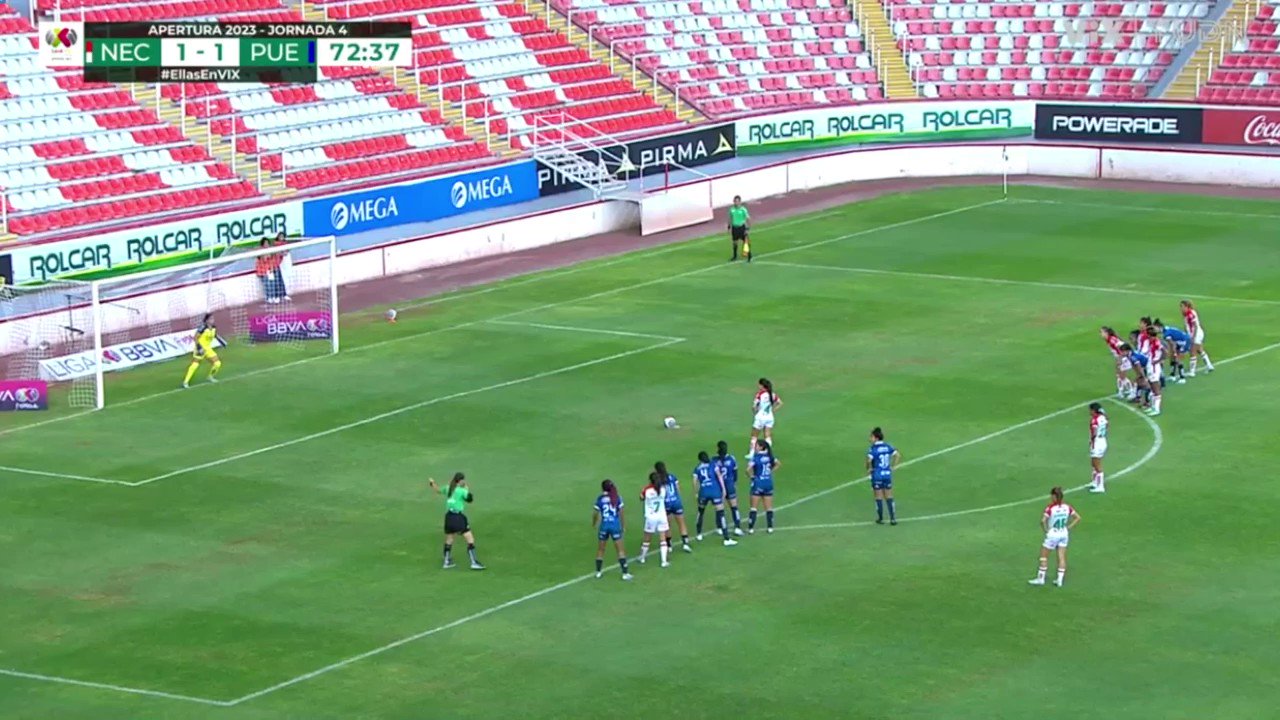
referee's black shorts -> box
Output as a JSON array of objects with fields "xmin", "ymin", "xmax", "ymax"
[
  {"xmin": 731, "ymin": 225, "xmax": 747, "ymax": 242},
  {"xmin": 444, "ymin": 511, "xmax": 470, "ymax": 534}
]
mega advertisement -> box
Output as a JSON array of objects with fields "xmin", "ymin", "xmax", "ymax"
[
  {"xmin": 303, "ymin": 161, "xmax": 539, "ymax": 236},
  {"xmin": 249, "ymin": 311, "xmax": 333, "ymax": 342},
  {"xmin": 1202, "ymin": 108, "xmax": 1280, "ymax": 147},
  {"xmin": 537, "ymin": 124, "xmax": 737, "ymax": 196},
  {"xmin": 735, "ymin": 101, "xmax": 1033, "ymax": 154},
  {"xmin": 38, "ymin": 329, "xmax": 227, "ymax": 382},
  {"xmin": 9, "ymin": 203, "xmax": 300, "ymax": 285},
  {"xmin": 0, "ymin": 380, "xmax": 48, "ymax": 412},
  {"xmin": 1035, "ymin": 103, "xmax": 1202, "ymax": 143}
]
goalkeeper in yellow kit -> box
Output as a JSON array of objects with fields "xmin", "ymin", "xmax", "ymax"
[{"xmin": 182, "ymin": 314, "xmax": 223, "ymax": 388}]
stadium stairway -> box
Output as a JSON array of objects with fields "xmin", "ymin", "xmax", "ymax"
[
  {"xmin": 527, "ymin": 0, "xmax": 703, "ymax": 123},
  {"xmin": 297, "ymin": 3, "xmax": 519, "ymax": 158},
  {"xmin": 1163, "ymin": 0, "xmax": 1254, "ymax": 99},
  {"xmin": 132, "ymin": 85, "xmax": 291, "ymax": 196},
  {"xmin": 857, "ymin": 0, "xmax": 917, "ymax": 97}
]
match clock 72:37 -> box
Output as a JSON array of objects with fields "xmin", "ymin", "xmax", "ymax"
[{"xmin": 316, "ymin": 38, "xmax": 411, "ymax": 67}]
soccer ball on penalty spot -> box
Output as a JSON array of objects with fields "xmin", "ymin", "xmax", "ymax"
[
  {"xmin": 386, "ymin": 309, "xmax": 398, "ymax": 323},
  {"xmin": 663, "ymin": 416, "xmax": 679, "ymax": 429}
]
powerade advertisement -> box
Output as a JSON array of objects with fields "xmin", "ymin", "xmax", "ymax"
[
  {"xmin": 1034, "ymin": 103, "xmax": 1202, "ymax": 143},
  {"xmin": 537, "ymin": 124, "xmax": 736, "ymax": 196},
  {"xmin": 303, "ymin": 161, "xmax": 538, "ymax": 236},
  {"xmin": 0, "ymin": 380, "xmax": 48, "ymax": 412},
  {"xmin": 249, "ymin": 312, "xmax": 333, "ymax": 343}
]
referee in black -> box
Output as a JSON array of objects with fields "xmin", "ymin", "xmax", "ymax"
[{"xmin": 728, "ymin": 195, "xmax": 751, "ymax": 262}]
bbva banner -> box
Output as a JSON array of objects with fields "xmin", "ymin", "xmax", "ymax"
[
  {"xmin": 303, "ymin": 161, "xmax": 539, "ymax": 236},
  {"xmin": 38, "ymin": 329, "xmax": 227, "ymax": 382},
  {"xmin": 735, "ymin": 100, "xmax": 1033, "ymax": 154}
]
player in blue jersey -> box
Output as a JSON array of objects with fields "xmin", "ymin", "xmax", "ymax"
[
  {"xmin": 746, "ymin": 438, "xmax": 780, "ymax": 534},
  {"xmin": 1123, "ymin": 343, "xmax": 1160, "ymax": 416},
  {"xmin": 592, "ymin": 479, "xmax": 632, "ymax": 580},
  {"xmin": 1154, "ymin": 318, "xmax": 1190, "ymax": 384},
  {"xmin": 713, "ymin": 441, "xmax": 746, "ymax": 536},
  {"xmin": 866, "ymin": 427, "xmax": 901, "ymax": 525},
  {"xmin": 694, "ymin": 451, "xmax": 738, "ymax": 546},
  {"xmin": 654, "ymin": 461, "xmax": 692, "ymax": 553}
]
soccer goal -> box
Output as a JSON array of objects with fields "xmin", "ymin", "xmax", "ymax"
[{"xmin": 0, "ymin": 235, "xmax": 338, "ymax": 411}]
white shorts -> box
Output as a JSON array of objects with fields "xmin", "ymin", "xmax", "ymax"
[
  {"xmin": 1042, "ymin": 533, "xmax": 1069, "ymax": 550},
  {"xmin": 1117, "ymin": 356, "xmax": 1132, "ymax": 373},
  {"xmin": 644, "ymin": 517, "xmax": 670, "ymax": 534},
  {"xmin": 1090, "ymin": 439, "xmax": 1107, "ymax": 459},
  {"xmin": 752, "ymin": 412, "xmax": 774, "ymax": 430},
  {"xmin": 1146, "ymin": 362, "xmax": 1162, "ymax": 384},
  {"xmin": 1192, "ymin": 327, "xmax": 1205, "ymax": 345}
]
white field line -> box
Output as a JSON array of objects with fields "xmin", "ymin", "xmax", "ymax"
[
  {"xmin": 775, "ymin": 397, "xmax": 1163, "ymax": 533},
  {"xmin": 133, "ymin": 337, "xmax": 685, "ymax": 486},
  {"xmin": 392, "ymin": 207, "xmax": 851, "ymax": 313},
  {"xmin": 759, "ymin": 260, "xmax": 1280, "ymax": 307},
  {"xmin": 0, "ymin": 668, "xmax": 231, "ymax": 707},
  {"xmin": 0, "ymin": 200, "xmax": 999, "ymax": 439},
  {"xmin": 13, "ymin": 339, "xmax": 1279, "ymax": 707},
  {"xmin": 1010, "ymin": 197, "xmax": 1280, "ymax": 221},
  {"xmin": 0, "ymin": 466, "xmax": 132, "ymax": 486},
  {"xmin": 486, "ymin": 320, "xmax": 686, "ymax": 342}
]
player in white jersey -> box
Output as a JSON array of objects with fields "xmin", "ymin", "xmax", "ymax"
[
  {"xmin": 1180, "ymin": 300, "xmax": 1214, "ymax": 377},
  {"xmin": 637, "ymin": 473, "xmax": 671, "ymax": 568},
  {"xmin": 1088, "ymin": 402, "xmax": 1108, "ymax": 494},
  {"xmin": 1141, "ymin": 326, "xmax": 1164, "ymax": 415},
  {"xmin": 1029, "ymin": 487, "xmax": 1081, "ymax": 587},
  {"xmin": 747, "ymin": 377, "xmax": 782, "ymax": 461}
]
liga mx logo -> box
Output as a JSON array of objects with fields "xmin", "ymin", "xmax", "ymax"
[
  {"xmin": 450, "ymin": 181, "xmax": 468, "ymax": 209},
  {"xmin": 15, "ymin": 387, "xmax": 41, "ymax": 404},
  {"xmin": 330, "ymin": 201, "xmax": 350, "ymax": 231},
  {"xmin": 44, "ymin": 27, "xmax": 78, "ymax": 49},
  {"xmin": 38, "ymin": 21, "xmax": 84, "ymax": 68}
]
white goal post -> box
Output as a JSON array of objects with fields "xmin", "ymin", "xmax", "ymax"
[{"xmin": 1, "ymin": 235, "xmax": 339, "ymax": 411}]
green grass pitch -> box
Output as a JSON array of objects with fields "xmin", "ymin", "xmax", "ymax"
[{"xmin": 2, "ymin": 185, "xmax": 1279, "ymax": 719}]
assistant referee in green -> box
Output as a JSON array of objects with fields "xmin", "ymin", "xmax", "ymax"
[
  {"xmin": 429, "ymin": 473, "xmax": 485, "ymax": 570},
  {"xmin": 728, "ymin": 195, "xmax": 751, "ymax": 263}
]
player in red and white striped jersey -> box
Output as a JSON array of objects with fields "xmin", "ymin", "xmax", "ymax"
[
  {"xmin": 1099, "ymin": 326, "xmax": 1134, "ymax": 400},
  {"xmin": 1180, "ymin": 300, "xmax": 1214, "ymax": 377},
  {"xmin": 1029, "ymin": 486, "xmax": 1081, "ymax": 588},
  {"xmin": 1088, "ymin": 402, "xmax": 1108, "ymax": 494}
]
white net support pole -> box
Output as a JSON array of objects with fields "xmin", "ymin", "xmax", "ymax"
[{"xmin": 91, "ymin": 280, "xmax": 104, "ymax": 410}]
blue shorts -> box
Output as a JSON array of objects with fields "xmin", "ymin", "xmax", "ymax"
[
  {"xmin": 697, "ymin": 492, "xmax": 723, "ymax": 507},
  {"xmin": 751, "ymin": 481, "xmax": 774, "ymax": 497},
  {"xmin": 1173, "ymin": 339, "xmax": 1191, "ymax": 353},
  {"xmin": 598, "ymin": 525, "xmax": 622, "ymax": 541},
  {"xmin": 871, "ymin": 477, "xmax": 893, "ymax": 491},
  {"xmin": 665, "ymin": 498, "xmax": 684, "ymax": 516}
]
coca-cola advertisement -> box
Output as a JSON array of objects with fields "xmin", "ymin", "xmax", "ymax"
[
  {"xmin": 249, "ymin": 312, "xmax": 333, "ymax": 343},
  {"xmin": 1202, "ymin": 108, "xmax": 1280, "ymax": 147}
]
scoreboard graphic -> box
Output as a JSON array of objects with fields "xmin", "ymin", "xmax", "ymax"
[{"xmin": 38, "ymin": 21, "xmax": 412, "ymax": 83}]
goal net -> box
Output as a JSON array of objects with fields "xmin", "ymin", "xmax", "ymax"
[{"xmin": 0, "ymin": 235, "xmax": 338, "ymax": 413}]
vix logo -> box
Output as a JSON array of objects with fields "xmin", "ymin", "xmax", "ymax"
[{"xmin": 1062, "ymin": 17, "xmax": 1238, "ymax": 49}]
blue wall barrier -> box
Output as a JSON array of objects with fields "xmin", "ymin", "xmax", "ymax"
[{"xmin": 302, "ymin": 161, "xmax": 539, "ymax": 236}]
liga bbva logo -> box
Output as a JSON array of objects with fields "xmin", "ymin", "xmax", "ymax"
[{"xmin": 38, "ymin": 21, "xmax": 84, "ymax": 68}]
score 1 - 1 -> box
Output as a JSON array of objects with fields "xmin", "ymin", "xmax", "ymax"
[{"xmin": 162, "ymin": 38, "xmax": 241, "ymax": 67}]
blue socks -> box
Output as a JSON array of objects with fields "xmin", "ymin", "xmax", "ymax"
[
  {"xmin": 875, "ymin": 499, "xmax": 884, "ymax": 522},
  {"xmin": 695, "ymin": 506, "xmax": 706, "ymax": 535},
  {"xmin": 715, "ymin": 509, "xmax": 728, "ymax": 538},
  {"xmin": 766, "ymin": 510, "xmax": 774, "ymax": 529},
  {"xmin": 731, "ymin": 506, "xmax": 741, "ymax": 528},
  {"xmin": 618, "ymin": 557, "xmax": 629, "ymax": 573},
  {"xmin": 595, "ymin": 558, "xmax": 603, "ymax": 572},
  {"xmin": 748, "ymin": 509, "xmax": 758, "ymax": 529},
  {"xmin": 887, "ymin": 499, "xmax": 896, "ymax": 522}
]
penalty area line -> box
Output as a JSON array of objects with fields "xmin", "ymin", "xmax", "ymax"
[
  {"xmin": 0, "ymin": 668, "xmax": 232, "ymax": 707},
  {"xmin": 0, "ymin": 465, "xmax": 132, "ymax": 486}
]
